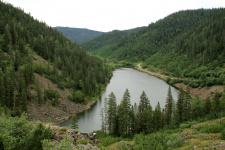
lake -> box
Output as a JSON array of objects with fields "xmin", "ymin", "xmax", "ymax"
[{"xmin": 61, "ymin": 68, "xmax": 178, "ymax": 132}]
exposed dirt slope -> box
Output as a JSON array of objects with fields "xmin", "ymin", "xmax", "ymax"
[
  {"xmin": 137, "ymin": 63, "xmax": 224, "ymax": 99},
  {"xmin": 28, "ymin": 52, "xmax": 96, "ymax": 124}
]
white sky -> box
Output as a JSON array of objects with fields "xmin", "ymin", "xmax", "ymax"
[{"xmin": 3, "ymin": 0, "xmax": 225, "ymax": 32}]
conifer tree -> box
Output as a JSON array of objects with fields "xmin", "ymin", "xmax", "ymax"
[
  {"xmin": 21, "ymin": 88, "xmax": 27, "ymax": 112},
  {"xmin": 144, "ymin": 105, "xmax": 153, "ymax": 134},
  {"xmin": 176, "ymin": 88, "xmax": 184, "ymax": 124},
  {"xmin": 212, "ymin": 93, "xmax": 221, "ymax": 116},
  {"xmin": 138, "ymin": 91, "xmax": 150, "ymax": 132},
  {"xmin": 165, "ymin": 86, "xmax": 173, "ymax": 125},
  {"xmin": 118, "ymin": 89, "xmax": 131, "ymax": 137},
  {"xmin": 107, "ymin": 92, "xmax": 117, "ymax": 135},
  {"xmin": 71, "ymin": 115, "xmax": 79, "ymax": 130},
  {"xmin": 138, "ymin": 91, "xmax": 150, "ymax": 113},
  {"xmin": 182, "ymin": 87, "xmax": 191, "ymax": 121},
  {"xmin": 203, "ymin": 97, "xmax": 211, "ymax": 115},
  {"xmin": 153, "ymin": 102, "xmax": 162, "ymax": 131},
  {"xmin": 190, "ymin": 96, "xmax": 202, "ymax": 119}
]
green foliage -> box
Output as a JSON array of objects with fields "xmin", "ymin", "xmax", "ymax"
[
  {"xmin": 73, "ymin": 90, "xmax": 84, "ymax": 103},
  {"xmin": 67, "ymin": 93, "xmax": 73, "ymax": 101},
  {"xmin": 27, "ymin": 124, "xmax": 55, "ymax": 150},
  {"xmin": 96, "ymin": 131, "xmax": 130, "ymax": 147},
  {"xmin": 165, "ymin": 133, "xmax": 182, "ymax": 148},
  {"xmin": 195, "ymin": 121, "xmax": 225, "ymax": 134},
  {"xmin": 44, "ymin": 88, "xmax": 60, "ymax": 106},
  {"xmin": 42, "ymin": 137, "xmax": 73, "ymax": 150},
  {"xmin": 0, "ymin": 112, "xmax": 54, "ymax": 150},
  {"xmin": 221, "ymin": 129, "xmax": 225, "ymax": 140},
  {"xmin": 133, "ymin": 131, "xmax": 183, "ymax": 150}
]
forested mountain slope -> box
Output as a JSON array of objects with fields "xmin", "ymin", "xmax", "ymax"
[
  {"xmin": 81, "ymin": 27, "xmax": 145, "ymax": 57},
  {"xmin": 0, "ymin": 1, "xmax": 112, "ymax": 117},
  {"xmin": 82, "ymin": 8, "xmax": 225, "ymax": 87},
  {"xmin": 54, "ymin": 26, "xmax": 105, "ymax": 44}
]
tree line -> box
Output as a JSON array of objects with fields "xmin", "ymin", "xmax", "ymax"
[{"xmin": 101, "ymin": 87, "xmax": 225, "ymax": 137}]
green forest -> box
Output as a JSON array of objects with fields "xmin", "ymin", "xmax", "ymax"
[
  {"xmin": 0, "ymin": 2, "xmax": 112, "ymax": 116},
  {"xmin": 1, "ymin": 1, "xmax": 225, "ymax": 149},
  {"xmin": 82, "ymin": 8, "xmax": 225, "ymax": 88}
]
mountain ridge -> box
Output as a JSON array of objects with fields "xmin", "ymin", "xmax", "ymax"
[{"xmin": 54, "ymin": 26, "xmax": 105, "ymax": 44}]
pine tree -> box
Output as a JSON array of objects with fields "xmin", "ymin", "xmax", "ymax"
[
  {"xmin": 138, "ymin": 91, "xmax": 150, "ymax": 114},
  {"xmin": 203, "ymin": 97, "xmax": 211, "ymax": 115},
  {"xmin": 138, "ymin": 91, "xmax": 150, "ymax": 132},
  {"xmin": 20, "ymin": 78, "xmax": 27, "ymax": 112},
  {"xmin": 176, "ymin": 88, "xmax": 184, "ymax": 124},
  {"xmin": 212, "ymin": 93, "xmax": 221, "ymax": 116},
  {"xmin": 153, "ymin": 102, "xmax": 162, "ymax": 131},
  {"xmin": 182, "ymin": 87, "xmax": 191, "ymax": 121},
  {"xmin": 100, "ymin": 108, "xmax": 106, "ymax": 133},
  {"xmin": 71, "ymin": 115, "xmax": 79, "ymax": 130},
  {"xmin": 118, "ymin": 89, "xmax": 131, "ymax": 137},
  {"xmin": 144, "ymin": 105, "xmax": 153, "ymax": 134},
  {"xmin": 107, "ymin": 92, "xmax": 117, "ymax": 135},
  {"xmin": 190, "ymin": 96, "xmax": 202, "ymax": 119},
  {"xmin": 103, "ymin": 97, "xmax": 108, "ymax": 133},
  {"xmin": 165, "ymin": 86, "xmax": 173, "ymax": 125},
  {"xmin": 21, "ymin": 88, "xmax": 27, "ymax": 112}
]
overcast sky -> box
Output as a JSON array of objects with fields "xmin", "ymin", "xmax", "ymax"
[{"xmin": 3, "ymin": 0, "xmax": 225, "ymax": 32}]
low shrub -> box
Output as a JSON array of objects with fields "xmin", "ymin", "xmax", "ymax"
[{"xmin": 221, "ymin": 129, "xmax": 225, "ymax": 140}]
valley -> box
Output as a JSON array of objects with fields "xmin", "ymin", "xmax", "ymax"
[{"xmin": 0, "ymin": 1, "xmax": 225, "ymax": 149}]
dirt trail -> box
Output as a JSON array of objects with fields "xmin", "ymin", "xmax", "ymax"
[{"xmin": 137, "ymin": 63, "xmax": 224, "ymax": 99}]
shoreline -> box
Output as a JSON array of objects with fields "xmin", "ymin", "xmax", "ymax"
[{"xmin": 136, "ymin": 63, "xmax": 224, "ymax": 99}]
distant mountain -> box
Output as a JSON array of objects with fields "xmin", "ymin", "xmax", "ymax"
[
  {"xmin": 81, "ymin": 27, "xmax": 145, "ymax": 57},
  {"xmin": 54, "ymin": 27, "xmax": 105, "ymax": 44}
]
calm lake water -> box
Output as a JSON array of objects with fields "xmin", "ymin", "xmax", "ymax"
[{"xmin": 61, "ymin": 68, "xmax": 178, "ymax": 132}]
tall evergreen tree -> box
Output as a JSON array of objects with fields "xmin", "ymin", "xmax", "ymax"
[
  {"xmin": 165, "ymin": 86, "xmax": 173, "ymax": 125},
  {"xmin": 190, "ymin": 96, "xmax": 202, "ymax": 119},
  {"xmin": 107, "ymin": 92, "xmax": 117, "ymax": 135},
  {"xmin": 118, "ymin": 89, "xmax": 131, "ymax": 137},
  {"xmin": 203, "ymin": 97, "xmax": 211, "ymax": 115},
  {"xmin": 176, "ymin": 88, "xmax": 185, "ymax": 124},
  {"xmin": 143, "ymin": 105, "xmax": 153, "ymax": 134},
  {"xmin": 153, "ymin": 102, "xmax": 162, "ymax": 131},
  {"xmin": 71, "ymin": 115, "xmax": 79, "ymax": 130},
  {"xmin": 138, "ymin": 91, "xmax": 150, "ymax": 132},
  {"xmin": 21, "ymin": 88, "xmax": 27, "ymax": 112},
  {"xmin": 182, "ymin": 87, "xmax": 191, "ymax": 121}
]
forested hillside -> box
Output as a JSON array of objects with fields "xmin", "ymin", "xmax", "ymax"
[
  {"xmin": 82, "ymin": 8, "xmax": 225, "ymax": 87},
  {"xmin": 54, "ymin": 26, "xmax": 105, "ymax": 44},
  {"xmin": 0, "ymin": 1, "xmax": 112, "ymax": 115},
  {"xmin": 81, "ymin": 27, "xmax": 145, "ymax": 57}
]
